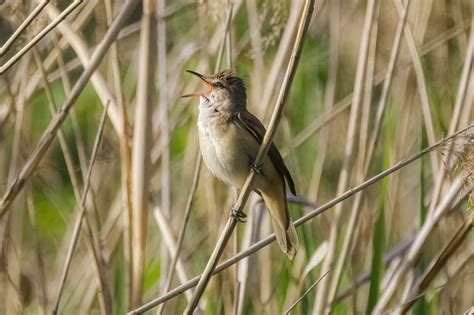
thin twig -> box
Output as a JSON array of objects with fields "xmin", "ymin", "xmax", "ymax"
[{"xmin": 285, "ymin": 270, "xmax": 331, "ymax": 315}]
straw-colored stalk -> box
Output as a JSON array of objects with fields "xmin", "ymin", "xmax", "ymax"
[{"xmin": 130, "ymin": 0, "xmax": 157, "ymax": 308}]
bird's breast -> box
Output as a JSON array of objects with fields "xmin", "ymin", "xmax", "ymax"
[{"xmin": 197, "ymin": 114, "xmax": 249, "ymax": 188}]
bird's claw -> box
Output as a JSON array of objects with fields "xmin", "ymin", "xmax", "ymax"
[
  {"xmin": 230, "ymin": 208, "xmax": 247, "ymax": 222},
  {"xmin": 250, "ymin": 160, "xmax": 263, "ymax": 175}
]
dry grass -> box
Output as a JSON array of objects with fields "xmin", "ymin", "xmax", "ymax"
[{"xmin": 0, "ymin": 0, "xmax": 473, "ymax": 314}]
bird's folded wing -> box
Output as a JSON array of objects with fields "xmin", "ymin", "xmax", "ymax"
[{"xmin": 233, "ymin": 111, "xmax": 297, "ymax": 195}]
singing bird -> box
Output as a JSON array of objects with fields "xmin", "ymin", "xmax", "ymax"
[{"xmin": 182, "ymin": 69, "xmax": 298, "ymax": 259}]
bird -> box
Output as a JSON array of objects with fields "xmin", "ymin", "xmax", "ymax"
[{"xmin": 182, "ymin": 69, "xmax": 299, "ymax": 259}]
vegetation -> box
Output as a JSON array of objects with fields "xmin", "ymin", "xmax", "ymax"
[{"xmin": 0, "ymin": 0, "xmax": 473, "ymax": 314}]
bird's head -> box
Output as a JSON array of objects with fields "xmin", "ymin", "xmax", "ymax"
[{"xmin": 182, "ymin": 69, "xmax": 247, "ymax": 111}]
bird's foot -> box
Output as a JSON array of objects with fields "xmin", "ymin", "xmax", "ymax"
[
  {"xmin": 250, "ymin": 160, "xmax": 263, "ymax": 175},
  {"xmin": 230, "ymin": 208, "xmax": 247, "ymax": 222}
]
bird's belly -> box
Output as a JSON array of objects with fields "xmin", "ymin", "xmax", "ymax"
[{"xmin": 198, "ymin": 124, "xmax": 250, "ymax": 188}]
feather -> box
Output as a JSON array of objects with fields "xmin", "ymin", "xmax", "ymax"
[{"xmin": 232, "ymin": 111, "xmax": 297, "ymax": 195}]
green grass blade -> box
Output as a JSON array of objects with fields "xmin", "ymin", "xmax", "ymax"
[{"xmin": 365, "ymin": 176, "xmax": 387, "ymax": 314}]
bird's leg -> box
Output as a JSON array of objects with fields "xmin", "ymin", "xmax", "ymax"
[
  {"xmin": 230, "ymin": 207, "xmax": 247, "ymax": 222},
  {"xmin": 250, "ymin": 159, "xmax": 263, "ymax": 175},
  {"xmin": 230, "ymin": 188, "xmax": 246, "ymax": 222}
]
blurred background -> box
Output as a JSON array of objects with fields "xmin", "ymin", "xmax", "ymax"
[{"xmin": 0, "ymin": 0, "xmax": 473, "ymax": 314}]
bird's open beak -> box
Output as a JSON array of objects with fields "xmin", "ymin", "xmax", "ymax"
[{"xmin": 181, "ymin": 70, "xmax": 213, "ymax": 99}]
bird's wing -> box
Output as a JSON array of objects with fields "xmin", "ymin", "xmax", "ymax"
[{"xmin": 233, "ymin": 111, "xmax": 296, "ymax": 195}]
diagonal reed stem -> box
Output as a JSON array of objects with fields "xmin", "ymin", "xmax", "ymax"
[
  {"xmin": 0, "ymin": 0, "xmax": 49, "ymax": 56},
  {"xmin": 0, "ymin": 0, "xmax": 83, "ymax": 74}
]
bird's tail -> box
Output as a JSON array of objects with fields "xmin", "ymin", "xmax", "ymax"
[{"xmin": 260, "ymin": 189, "xmax": 299, "ymax": 259}]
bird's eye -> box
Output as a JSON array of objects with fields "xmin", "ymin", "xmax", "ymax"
[{"xmin": 214, "ymin": 82, "xmax": 224, "ymax": 89}]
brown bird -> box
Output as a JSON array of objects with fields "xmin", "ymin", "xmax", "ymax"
[{"xmin": 182, "ymin": 69, "xmax": 298, "ymax": 259}]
